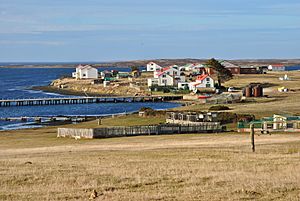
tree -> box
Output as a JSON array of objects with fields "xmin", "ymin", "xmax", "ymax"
[
  {"xmin": 205, "ymin": 58, "xmax": 233, "ymax": 88},
  {"xmin": 130, "ymin": 66, "xmax": 139, "ymax": 72}
]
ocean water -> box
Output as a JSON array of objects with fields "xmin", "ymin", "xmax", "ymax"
[{"xmin": 0, "ymin": 67, "xmax": 179, "ymax": 130}]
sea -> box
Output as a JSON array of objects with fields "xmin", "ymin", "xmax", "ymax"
[{"xmin": 0, "ymin": 66, "xmax": 180, "ymax": 130}]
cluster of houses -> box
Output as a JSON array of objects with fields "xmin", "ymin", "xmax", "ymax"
[
  {"xmin": 147, "ymin": 62, "xmax": 215, "ymax": 92},
  {"xmin": 146, "ymin": 60, "xmax": 300, "ymax": 92}
]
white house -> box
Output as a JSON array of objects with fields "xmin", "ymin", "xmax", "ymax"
[
  {"xmin": 268, "ymin": 64, "xmax": 285, "ymax": 71},
  {"xmin": 180, "ymin": 63, "xmax": 204, "ymax": 72},
  {"xmin": 72, "ymin": 65, "xmax": 98, "ymax": 79},
  {"xmin": 148, "ymin": 65, "xmax": 186, "ymax": 87},
  {"xmin": 146, "ymin": 62, "xmax": 162, "ymax": 72},
  {"xmin": 189, "ymin": 74, "xmax": 215, "ymax": 92}
]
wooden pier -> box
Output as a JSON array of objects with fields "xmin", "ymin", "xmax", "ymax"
[{"xmin": 0, "ymin": 96, "xmax": 183, "ymax": 107}]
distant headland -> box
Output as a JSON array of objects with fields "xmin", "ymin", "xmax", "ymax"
[{"xmin": 1, "ymin": 58, "xmax": 300, "ymax": 68}]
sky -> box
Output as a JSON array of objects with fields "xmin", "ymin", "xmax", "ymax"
[{"xmin": 0, "ymin": 0, "xmax": 300, "ymax": 62}]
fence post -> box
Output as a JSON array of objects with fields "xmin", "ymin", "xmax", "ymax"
[{"xmin": 250, "ymin": 124, "xmax": 255, "ymax": 152}]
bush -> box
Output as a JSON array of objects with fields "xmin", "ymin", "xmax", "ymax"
[
  {"xmin": 216, "ymin": 112, "xmax": 237, "ymax": 124},
  {"xmin": 215, "ymin": 112, "xmax": 255, "ymax": 124},
  {"xmin": 150, "ymin": 86, "xmax": 175, "ymax": 93},
  {"xmin": 209, "ymin": 105, "xmax": 230, "ymax": 111},
  {"xmin": 139, "ymin": 107, "xmax": 166, "ymax": 117}
]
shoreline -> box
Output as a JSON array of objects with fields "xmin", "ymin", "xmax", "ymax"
[
  {"xmin": 2, "ymin": 85, "xmax": 184, "ymax": 131},
  {"xmin": 2, "ymin": 58, "xmax": 300, "ymax": 69},
  {"xmin": 31, "ymin": 86, "xmax": 119, "ymax": 97}
]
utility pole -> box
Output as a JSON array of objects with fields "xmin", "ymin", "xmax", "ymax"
[{"xmin": 250, "ymin": 124, "xmax": 255, "ymax": 152}]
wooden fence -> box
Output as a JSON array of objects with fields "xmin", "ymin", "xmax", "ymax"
[{"xmin": 57, "ymin": 123, "xmax": 224, "ymax": 139}]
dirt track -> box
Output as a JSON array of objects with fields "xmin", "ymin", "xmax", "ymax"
[{"xmin": 1, "ymin": 134, "xmax": 299, "ymax": 157}]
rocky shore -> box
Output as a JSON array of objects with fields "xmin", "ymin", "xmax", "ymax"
[{"xmin": 32, "ymin": 77, "xmax": 150, "ymax": 97}]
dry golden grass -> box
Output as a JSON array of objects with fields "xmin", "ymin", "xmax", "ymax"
[{"xmin": 1, "ymin": 127, "xmax": 300, "ymax": 200}]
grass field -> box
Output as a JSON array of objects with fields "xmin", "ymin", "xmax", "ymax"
[{"xmin": 0, "ymin": 130, "xmax": 300, "ymax": 200}]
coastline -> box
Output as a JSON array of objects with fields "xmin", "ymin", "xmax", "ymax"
[
  {"xmin": 1, "ymin": 59, "xmax": 300, "ymax": 69},
  {"xmin": 31, "ymin": 86, "xmax": 118, "ymax": 97}
]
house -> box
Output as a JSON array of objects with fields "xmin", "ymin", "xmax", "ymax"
[
  {"xmin": 268, "ymin": 64, "xmax": 300, "ymax": 71},
  {"xmin": 72, "ymin": 65, "xmax": 98, "ymax": 79},
  {"xmin": 220, "ymin": 60, "xmax": 241, "ymax": 74},
  {"xmin": 180, "ymin": 63, "xmax": 204, "ymax": 72},
  {"xmin": 271, "ymin": 114, "xmax": 300, "ymax": 130},
  {"xmin": 188, "ymin": 74, "xmax": 215, "ymax": 92},
  {"xmin": 268, "ymin": 64, "xmax": 285, "ymax": 71},
  {"xmin": 284, "ymin": 65, "xmax": 300, "ymax": 71},
  {"xmin": 148, "ymin": 65, "xmax": 185, "ymax": 87},
  {"xmin": 100, "ymin": 70, "xmax": 113, "ymax": 79},
  {"xmin": 240, "ymin": 66, "xmax": 261, "ymax": 74},
  {"xmin": 238, "ymin": 114, "xmax": 300, "ymax": 132},
  {"xmin": 146, "ymin": 62, "xmax": 162, "ymax": 72}
]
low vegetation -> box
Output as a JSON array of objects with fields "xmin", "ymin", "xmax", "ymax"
[
  {"xmin": 0, "ymin": 129, "xmax": 300, "ymax": 200},
  {"xmin": 209, "ymin": 105, "xmax": 231, "ymax": 111}
]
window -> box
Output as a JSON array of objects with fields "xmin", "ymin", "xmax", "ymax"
[
  {"xmin": 162, "ymin": 74, "xmax": 166, "ymax": 78},
  {"xmin": 206, "ymin": 78, "xmax": 210, "ymax": 81}
]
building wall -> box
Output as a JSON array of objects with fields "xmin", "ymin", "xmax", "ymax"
[
  {"xmin": 189, "ymin": 77, "xmax": 214, "ymax": 91},
  {"xmin": 80, "ymin": 68, "xmax": 98, "ymax": 79},
  {"xmin": 147, "ymin": 62, "xmax": 161, "ymax": 71},
  {"xmin": 240, "ymin": 68, "xmax": 259, "ymax": 74},
  {"xmin": 226, "ymin": 67, "xmax": 241, "ymax": 74}
]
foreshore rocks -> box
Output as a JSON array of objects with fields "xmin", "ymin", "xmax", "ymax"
[{"xmin": 36, "ymin": 78, "xmax": 149, "ymax": 96}]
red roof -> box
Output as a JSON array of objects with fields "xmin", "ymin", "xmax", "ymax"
[
  {"xmin": 162, "ymin": 66, "xmax": 171, "ymax": 71},
  {"xmin": 272, "ymin": 64, "xmax": 284, "ymax": 67},
  {"xmin": 196, "ymin": 74, "xmax": 209, "ymax": 81}
]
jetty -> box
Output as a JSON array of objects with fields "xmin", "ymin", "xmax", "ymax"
[{"xmin": 0, "ymin": 95, "xmax": 183, "ymax": 107}]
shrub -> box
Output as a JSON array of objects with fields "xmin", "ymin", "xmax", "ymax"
[
  {"xmin": 209, "ymin": 105, "xmax": 230, "ymax": 111},
  {"xmin": 139, "ymin": 107, "xmax": 165, "ymax": 117},
  {"xmin": 216, "ymin": 112, "xmax": 237, "ymax": 124}
]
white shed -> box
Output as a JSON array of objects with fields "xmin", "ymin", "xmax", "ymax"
[
  {"xmin": 146, "ymin": 62, "xmax": 162, "ymax": 72},
  {"xmin": 72, "ymin": 65, "xmax": 98, "ymax": 79}
]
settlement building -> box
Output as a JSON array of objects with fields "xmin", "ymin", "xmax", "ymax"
[
  {"xmin": 238, "ymin": 114, "xmax": 300, "ymax": 132},
  {"xmin": 268, "ymin": 64, "xmax": 285, "ymax": 71},
  {"xmin": 220, "ymin": 60, "xmax": 241, "ymax": 74},
  {"xmin": 268, "ymin": 64, "xmax": 300, "ymax": 71},
  {"xmin": 72, "ymin": 65, "xmax": 98, "ymax": 79},
  {"xmin": 148, "ymin": 65, "xmax": 185, "ymax": 87},
  {"xmin": 147, "ymin": 62, "xmax": 162, "ymax": 72},
  {"xmin": 189, "ymin": 74, "xmax": 215, "ymax": 92}
]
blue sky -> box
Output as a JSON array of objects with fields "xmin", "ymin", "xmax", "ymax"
[{"xmin": 0, "ymin": 0, "xmax": 300, "ymax": 62}]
